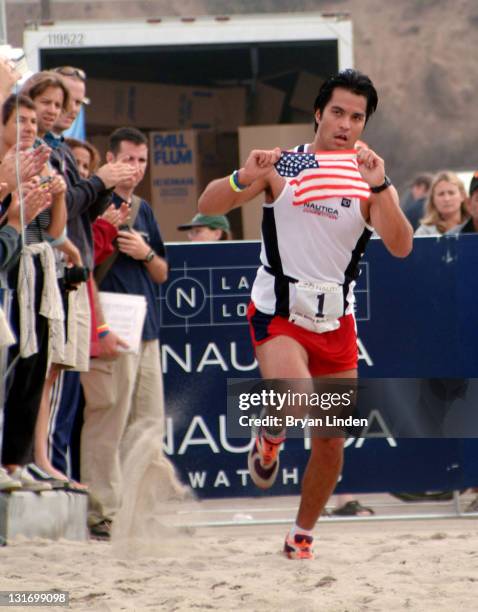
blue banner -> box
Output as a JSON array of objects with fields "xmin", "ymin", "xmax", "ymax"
[{"xmin": 160, "ymin": 235, "xmax": 478, "ymax": 498}]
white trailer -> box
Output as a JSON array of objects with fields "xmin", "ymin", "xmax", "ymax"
[
  {"xmin": 23, "ymin": 12, "xmax": 353, "ymax": 76},
  {"xmin": 22, "ymin": 12, "xmax": 354, "ymax": 240}
]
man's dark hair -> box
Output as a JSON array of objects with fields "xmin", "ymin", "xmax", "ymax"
[
  {"xmin": 108, "ymin": 127, "xmax": 148, "ymax": 154},
  {"xmin": 313, "ymin": 69, "xmax": 378, "ymax": 131},
  {"xmin": 412, "ymin": 173, "xmax": 433, "ymax": 191},
  {"xmin": 2, "ymin": 94, "xmax": 36, "ymax": 126}
]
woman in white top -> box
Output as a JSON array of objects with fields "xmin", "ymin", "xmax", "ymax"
[{"xmin": 415, "ymin": 171, "xmax": 468, "ymax": 236}]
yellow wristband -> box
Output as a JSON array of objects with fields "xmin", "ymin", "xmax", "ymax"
[
  {"xmin": 229, "ymin": 172, "xmax": 242, "ymax": 193},
  {"xmin": 229, "ymin": 170, "xmax": 248, "ymax": 193}
]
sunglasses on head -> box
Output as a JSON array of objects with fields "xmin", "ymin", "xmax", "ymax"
[
  {"xmin": 54, "ymin": 66, "xmax": 87, "ymax": 81},
  {"xmin": 53, "ymin": 66, "xmax": 90, "ymax": 104}
]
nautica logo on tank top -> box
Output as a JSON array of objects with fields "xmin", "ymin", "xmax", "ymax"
[{"xmin": 302, "ymin": 202, "xmax": 339, "ymax": 220}]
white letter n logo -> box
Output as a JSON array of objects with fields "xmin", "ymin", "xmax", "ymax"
[{"xmin": 176, "ymin": 287, "xmax": 196, "ymax": 308}]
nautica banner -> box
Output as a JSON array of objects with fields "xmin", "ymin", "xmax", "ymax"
[{"xmin": 159, "ymin": 235, "xmax": 478, "ymax": 498}]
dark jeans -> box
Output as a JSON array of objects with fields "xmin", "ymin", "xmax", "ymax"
[
  {"xmin": 1, "ymin": 314, "xmax": 49, "ymax": 465},
  {"xmin": 2, "ymin": 257, "xmax": 49, "ymax": 466}
]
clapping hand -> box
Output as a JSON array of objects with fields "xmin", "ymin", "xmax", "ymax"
[{"xmin": 100, "ymin": 202, "xmax": 130, "ymax": 228}]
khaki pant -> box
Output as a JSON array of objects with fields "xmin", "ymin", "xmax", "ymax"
[{"xmin": 80, "ymin": 339, "xmax": 164, "ymax": 525}]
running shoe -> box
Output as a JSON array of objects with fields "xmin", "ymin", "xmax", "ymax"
[
  {"xmin": 0, "ymin": 467, "xmax": 22, "ymax": 492},
  {"xmin": 247, "ymin": 431, "xmax": 283, "ymax": 489},
  {"xmin": 26, "ymin": 463, "xmax": 68, "ymax": 489},
  {"xmin": 9, "ymin": 467, "xmax": 52, "ymax": 492},
  {"xmin": 283, "ymin": 533, "xmax": 314, "ymax": 560}
]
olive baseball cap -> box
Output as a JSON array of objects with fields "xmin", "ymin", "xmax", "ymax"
[{"xmin": 177, "ymin": 213, "xmax": 230, "ymax": 232}]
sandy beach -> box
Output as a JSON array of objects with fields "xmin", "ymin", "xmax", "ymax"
[{"xmin": 1, "ymin": 494, "xmax": 477, "ymax": 612}]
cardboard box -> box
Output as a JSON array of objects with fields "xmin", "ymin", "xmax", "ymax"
[
  {"xmin": 149, "ymin": 130, "xmax": 238, "ymax": 241},
  {"xmin": 289, "ymin": 109, "xmax": 314, "ymax": 124},
  {"xmin": 238, "ymin": 124, "xmax": 314, "ymax": 240},
  {"xmin": 290, "ymin": 71, "xmax": 325, "ymax": 113},
  {"xmin": 250, "ymin": 82, "xmax": 286, "ymax": 124},
  {"xmin": 87, "ymin": 133, "xmax": 109, "ymax": 163},
  {"xmin": 86, "ymin": 79, "xmax": 246, "ymax": 132}
]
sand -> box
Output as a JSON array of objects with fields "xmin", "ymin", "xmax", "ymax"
[
  {"xmin": 1, "ymin": 496, "xmax": 477, "ymax": 612},
  {"xmin": 2, "ymin": 421, "xmax": 477, "ymax": 610}
]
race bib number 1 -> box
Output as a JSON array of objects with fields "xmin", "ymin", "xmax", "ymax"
[{"xmin": 289, "ymin": 280, "xmax": 343, "ymax": 334}]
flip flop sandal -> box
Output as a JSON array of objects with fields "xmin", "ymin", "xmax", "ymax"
[
  {"xmin": 65, "ymin": 480, "xmax": 89, "ymax": 494},
  {"xmin": 331, "ymin": 500, "xmax": 375, "ymax": 516}
]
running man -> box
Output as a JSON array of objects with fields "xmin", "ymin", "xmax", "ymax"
[{"xmin": 198, "ymin": 69, "xmax": 413, "ymax": 559}]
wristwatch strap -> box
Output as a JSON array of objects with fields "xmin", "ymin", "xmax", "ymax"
[{"xmin": 370, "ymin": 175, "xmax": 392, "ymax": 194}]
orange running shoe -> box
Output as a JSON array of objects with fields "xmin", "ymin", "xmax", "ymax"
[
  {"xmin": 283, "ymin": 533, "xmax": 314, "ymax": 560},
  {"xmin": 247, "ymin": 431, "xmax": 283, "ymax": 489}
]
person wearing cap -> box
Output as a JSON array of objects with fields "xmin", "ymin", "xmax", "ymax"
[
  {"xmin": 447, "ymin": 172, "xmax": 478, "ymax": 235},
  {"xmin": 177, "ymin": 213, "xmax": 231, "ymax": 241}
]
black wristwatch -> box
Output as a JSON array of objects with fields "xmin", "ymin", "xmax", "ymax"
[
  {"xmin": 370, "ymin": 175, "xmax": 392, "ymax": 194},
  {"xmin": 143, "ymin": 249, "xmax": 155, "ymax": 263}
]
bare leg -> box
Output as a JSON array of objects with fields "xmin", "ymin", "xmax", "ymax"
[
  {"xmin": 34, "ymin": 370, "xmax": 89, "ymax": 489},
  {"xmin": 255, "ymin": 335, "xmax": 312, "ymax": 432},
  {"xmin": 296, "ymin": 437, "xmax": 344, "ymax": 528},
  {"xmin": 255, "ymin": 336, "xmax": 310, "ymax": 379},
  {"xmin": 296, "ymin": 368, "xmax": 356, "ymax": 528},
  {"xmin": 34, "ymin": 366, "xmax": 69, "ymax": 481},
  {"xmin": 256, "ymin": 337, "xmax": 356, "ymax": 532}
]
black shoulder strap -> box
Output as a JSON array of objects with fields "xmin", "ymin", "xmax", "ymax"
[{"xmin": 94, "ymin": 195, "xmax": 142, "ymax": 285}]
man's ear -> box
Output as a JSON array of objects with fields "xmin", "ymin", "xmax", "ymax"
[
  {"xmin": 106, "ymin": 151, "xmax": 114, "ymax": 163},
  {"xmin": 314, "ymin": 109, "xmax": 321, "ymax": 125}
]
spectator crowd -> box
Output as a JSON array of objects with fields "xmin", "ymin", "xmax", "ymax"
[{"xmin": 0, "ymin": 59, "xmax": 176, "ymax": 539}]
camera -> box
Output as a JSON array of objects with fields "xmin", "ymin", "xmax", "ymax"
[
  {"xmin": 63, "ymin": 265, "xmax": 89, "ymax": 290},
  {"xmin": 112, "ymin": 224, "xmax": 131, "ymax": 248},
  {"xmin": 39, "ymin": 175, "xmax": 53, "ymax": 190}
]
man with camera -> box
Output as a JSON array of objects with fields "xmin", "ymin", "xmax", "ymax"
[{"xmin": 80, "ymin": 127, "xmax": 170, "ymax": 540}]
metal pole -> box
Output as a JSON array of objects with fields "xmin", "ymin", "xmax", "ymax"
[
  {"xmin": 0, "ymin": 0, "xmax": 7, "ymax": 45},
  {"xmin": 177, "ymin": 512, "xmax": 478, "ymax": 528},
  {"xmin": 452, "ymin": 489, "xmax": 462, "ymax": 516},
  {"xmin": 40, "ymin": 0, "xmax": 51, "ymax": 22},
  {"xmin": 0, "ymin": 288, "xmax": 12, "ymax": 461}
]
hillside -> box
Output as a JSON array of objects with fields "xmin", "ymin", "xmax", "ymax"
[{"xmin": 7, "ymin": 0, "xmax": 478, "ymax": 190}]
